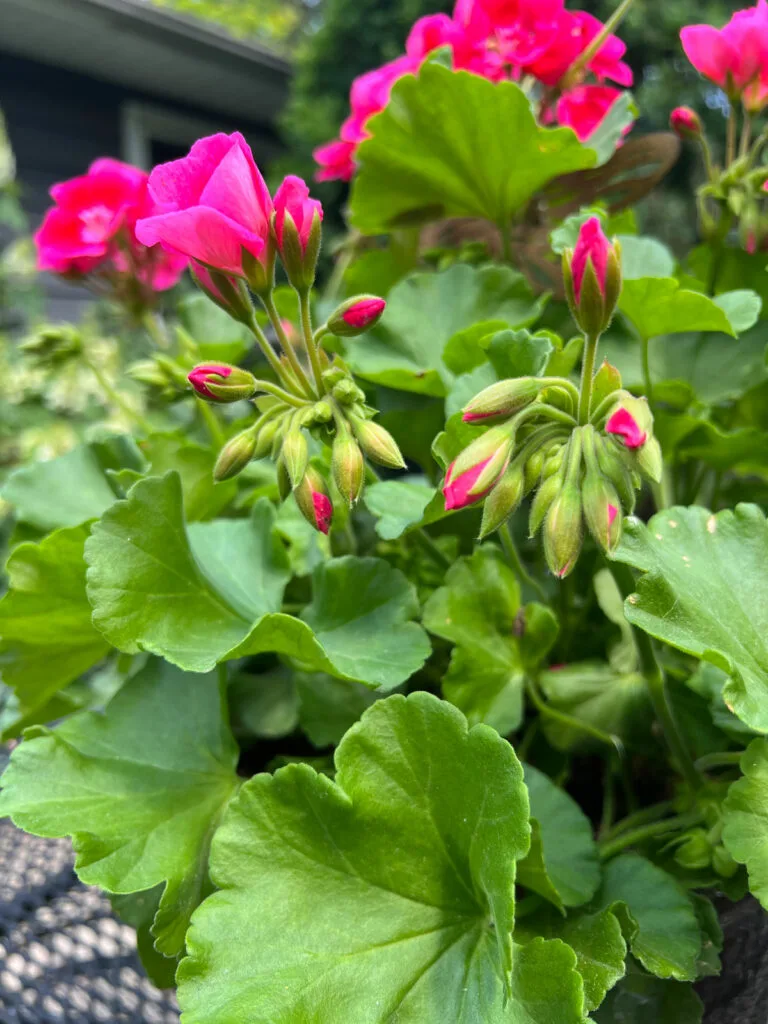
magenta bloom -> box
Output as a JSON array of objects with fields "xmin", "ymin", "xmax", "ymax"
[
  {"xmin": 313, "ymin": 140, "xmax": 357, "ymax": 183},
  {"xmin": 681, "ymin": 2, "xmax": 768, "ymax": 107},
  {"xmin": 35, "ymin": 157, "xmax": 187, "ymax": 291},
  {"xmin": 606, "ymin": 408, "xmax": 647, "ymax": 449},
  {"xmin": 188, "ymin": 363, "xmax": 232, "ymax": 399},
  {"xmin": 273, "ymin": 176, "xmax": 323, "ymax": 255},
  {"xmin": 136, "ymin": 133, "xmax": 273, "ymax": 278},
  {"xmin": 312, "ymin": 492, "xmax": 334, "ymax": 535},
  {"xmin": 571, "ymin": 217, "xmax": 612, "ymax": 301},
  {"xmin": 556, "ymin": 86, "xmax": 630, "ymax": 142},
  {"xmin": 443, "ymin": 454, "xmax": 509, "ymax": 511},
  {"xmin": 343, "ymin": 297, "xmax": 387, "ymax": 330},
  {"xmin": 670, "ymin": 106, "xmax": 703, "ymax": 139},
  {"xmin": 607, "ymin": 504, "xmax": 619, "ymax": 526}
]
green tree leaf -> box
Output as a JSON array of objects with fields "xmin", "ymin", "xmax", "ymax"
[
  {"xmin": 613, "ymin": 504, "xmax": 768, "ymax": 732},
  {"xmin": 349, "ymin": 63, "xmax": 595, "ymax": 235},
  {"xmin": 1, "ymin": 445, "xmax": 117, "ymax": 530},
  {"xmin": 347, "ymin": 264, "xmax": 547, "ymax": 396},
  {"xmin": 722, "ymin": 738, "xmax": 768, "ymax": 910},
  {"xmin": 0, "ymin": 659, "xmax": 240, "ymax": 956},
  {"xmin": 0, "ymin": 524, "xmax": 110, "ymax": 735},
  {"xmin": 86, "ymin": 474, "xmax": 430, "ymax": 686},
  {"xmin": 593, "ymin": 965, "xmax": 703, "ymax": 1023},
  {"xmin": 592, "ymin": 854, "xmax": 701, "ymax": 981},
  {"xmin": 518, "ymin": 764, "xmax": 601, "ymax": 910},
  {"xmin": 178, "ymin": 692, "xmax": 584, "ymax": 1022},
  {"xmin": 423, "ymin": 548, "xmax": 557, "ymax": 734}
]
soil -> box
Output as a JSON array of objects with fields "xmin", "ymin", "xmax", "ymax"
[{"xmin": 698, "ymin": 896, "xmax": 768, "ymax": 1023}]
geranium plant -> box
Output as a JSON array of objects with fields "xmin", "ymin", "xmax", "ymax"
[{"xmin": 2, "ymin": 0, "xmax": 768, "ymax": 1020}]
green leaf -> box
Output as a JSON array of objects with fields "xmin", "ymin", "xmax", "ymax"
[
  {"xmin": 364, "ymin": 476, "xmax": 437, "ymax": 540},
  {"xmin": 350, "ymin": 63, "xmax": 595, "ymax": 235},
  {"xmin": 486, "ymin": 328, "xmax": 556, "ymax": 379},
  {"xmin": 593, "ymin": 854, "xmax": 701, "ymax": 981},
  {"xmin": 614, "ymin": 504, "xmax": 768, "ymax": 732},
  {"xmin": 295, "ymin": 672, "xmax": 380, "ymax": 748},
  {"xmin": 518, "ymin": 764, "xmax": 600, "ymax": 910},
  {"xmin": 86, "ymin": 474, "xmax": 430, "ymax": 686},
  {"xmin": 0, "ymin": 524, "xmax": 110, "ymax": 735},
  {"xmin": 619, "ymin": 279, "xmax": 737, "ymax": 340},
  {"xmin": 714, "ymin": 289, "xmax": 762, "ymax": 333},
  {"xmin": 228, "ymin": 667, "xmax": 300, "ymax": 741},
  {"xmin": 0, "ymin": 659, "xmax": 240, "ymax": 956},
  {"xmin": 142, "ymin": 433, "xmax": 237, "ymax": 521},
  {"xmin": 593, "ymin": 967, "xmax": 703, "ymax": 1023},
  {"xmin": 539, "ymin": 662, "xmax": 652, "ymax": 753},
  {"xmin": 619, "ymin": 236, "xmax": 676, "ymax": 280},
  {"xmin": 689, "ymin": 893, "xmax": 723, "ymax": 979},
  {"xmin": 178, "ymin": 692, "xmax": 584, "ymax": 1022},
  {"xmin": 722, "ymin": 738, "xmax": 768, "ymax": 910},
  {"xmin": 1, "ymin": 445, "xmax": 117, "ymax": 530},
  {"xmin": 347, "ymin": 264, "xmax": 547, "ymax": 396},
  {"xmin": 423, "ymin": 548, "xmax": 557, "ymax": 733}
]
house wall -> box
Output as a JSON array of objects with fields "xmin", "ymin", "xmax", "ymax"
[{"xmin": 0, "ymin": 52, "xmax": 283, "ymax": 323}]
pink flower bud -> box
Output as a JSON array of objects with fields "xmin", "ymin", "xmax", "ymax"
[
  {"xmin": 312, "ymin": 492, "xmax": 333, "ymax": 535},
  {"xmin": 188, "ymin": 363, "xmax": 231, "ymax": 399},
  {"xmin": 327, "ymin": 296, "xmax": 387, "ymax": 337},
  {"xmin": 295, "ymin": 468, "xmax": 333, "ymax": 534},
  {"xmin": 606, "ymin": 407, "xmax": 647, "ymax": 449},
  {"xmin": 444, "ymin": 457, "xmax": 496, "ymax": 511},
  {"xmin": 571, "ymin": 216, "xmax": 611, "ymax": 301},
  {"xmin": 273, "ymin": 176, "xmax": 323, "ymax": 291},
  {"xmin": 188, "ymin": 362, "xmax": 256, "ymax": 403},
  {"xmin": 563, "ymin": 217, "xmax": 622, "ymax": 337},
  {"xmin": 670, "ymin": 106, "xmax": 702, "ymax": 141}
]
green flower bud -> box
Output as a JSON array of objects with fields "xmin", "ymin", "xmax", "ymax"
[
  {"xmin": 332, "ymin": 379, "xmax": 367, "ymax": 406},
  {"xmin": 188, "ymin": 363, "xmax": 257, "ymax": 404},
  {"xmin": 252, "ymin": 417, "xmax": 281, "ymax": 459},
  {"xmin": 128, "ymin": 359, "xmax": 173, "ymax": 389},
  {"xmin": 634, "ymin": 435, "xmax": 664, "ymax": 484},
  {"xmin": 327, "ymin": 296, "xmax": 387, "ymax": 338},
  {"xmin": 309, "ymin": 400, "xmax": 334, "ymax": 425},
  {"xmin": 590, "ymin": 360, "xmax": 623, "ymax": 416},
  {"xmin": 582, "ymin": 467, "xmax": 622, "ymax": 554},
  {"xmin": 712, "ymin": 844, "xmax": 739, "ymax": 879},
  {"xmin": 673, "ymin": 830, "xmax": 712, "ymax": 872},
  {"xmin": 479, "ymin": 462, "xmax": 525, "ymax": 539},
  {"xmin": 322, "ymin": 366, "xmax": 348, "ymax": 389},
  {"xmin": 542, "ymin": 444, "xmax": 566, "ymax": 481},
  {"xmin": 449, "ymin": 425, "xmax": 514, "ymax": 483},
  {"xmin": 543, "ymin": 484, "xmax": 584, "ymax": 579},
  {"xmin": 529, "ymin": 471, "xmax": 565, "ymax": 537},
  {"xmin": 595, "ymin": 436, "xmax": 637, "ymax": 514},
  {"xmin": 462, "ymin": 377, "xmax": 541, "ymax": 424},
  {"xmin": 350, "ymin": 417, "xmax": 406, "ymax": 469},
  {"xmin": 213, "ymin": 428, "xmax": 257, "ymax": 482},
  {"xmin": 277, "ymin": 458, "xmax": 292, "ymax": 501},
  {"xmin": 294, "ymin": 466, "xmax": 333, "ymax": 535},
  {"xmin": 332, "ymin": 435, "xmax": 365, "ymax": 507},
  {"xmin": 524, "ymin": 449, "xmax": 546, "ymax": 493},
  {"xmin": 281, "ymin": 427, "xmax": 309, "ymax": 488}
]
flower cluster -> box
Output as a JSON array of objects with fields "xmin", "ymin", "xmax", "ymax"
[
  {"xmin": 145, "ymin": 134, "xmax": 403, "ymax": 535},
  {"xmin": 444, "ymin": 217, "xmax": 662, "ymax": 577},
  {"xmin": 315, "ymin": 0, "xmax": 634, "ymax": 182},
  {"xmin": 35, "ymin": 158, "xmax": 188, "ymax": 312}
]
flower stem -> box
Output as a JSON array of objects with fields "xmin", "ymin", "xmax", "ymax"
[
  {"xmin": 298, "ymin": 288, "xmax": 326, "ymax": 393},
  {"xmin": 253, "ymin": 380, "xmax": 309, "ymax": 408},
  {"xmin": 608, "ymin": 561, "xmax": 704, "ymax": 795},
  {"xmin": 561, "ymin": 0, "xmax": 638, "ymax": 87},
  {"xmin": 726, "ymin": 105, "xmax": 737, "ymax": 167},
  {"xmin": 258, "ymin": 295, "xmax": 317, "ymax": 399},
  {"xmin": 246, "ymin": 311, "xmax": 296, "ymax": 390},
  {"xmin": 603, "ymin": 799, "xmax": 677, "ymax": 839},
  {"xmin": 415, "ymin": 528, "xmax": 451, "ymax": 570},
  {"xmin": 695, "ymin": 750, "xmax": 744, "ymax": 771},
  {"xmin": 740, "ymin": 112, "xmax": 753, "ymax": 159},
  {"xmin": 525, "ymin": 673, "xmax": 623, "ymax": 752},
  {"xmin": 141, "ymin": 310, "xmax": 170, "ymax": 350},
  {"xmin": 499, "ymin": 523, "xmax": 549, "ymax": 603},
  {"xmin": 640, "ymin": 335, "xmax": 653, "ymax": 403},
  {"xmin": 196, "ymin": 398, "xmax": 225, "ymax": 448},
  {"xmin": 598, "ymin": 810, "xmax": 703, "ymax": 861},
  {"xmin": 499, "ymin": 220, "xmax": 513, "ymax": 263},
  {"xmin": 578, "ymin": 332, "xmax": 600, "ymax": 425}
]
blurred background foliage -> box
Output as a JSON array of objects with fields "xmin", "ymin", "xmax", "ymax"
[{"xmin": 151, "ymin": 0, "xmax": 750, "ymax": 249}]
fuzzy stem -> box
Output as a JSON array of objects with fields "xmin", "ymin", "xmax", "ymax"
[
  {"xmin": 603, "ymin": 799, "xmax": 677, "ymax": 839},
  {"xmin": 141, "ymin": 310, "xmax": 170, "ymax": 350},
  {"xmin": 599, "ymin": 811, "xmax": 703, "ymax": 861},
  {"xmin": 578, "ymin": 333, "xmax": 601, "ymax": 425},
  {"xmin": 525, "ymin": 674, "xmax": 623, "ymax": 752},
  {"xmin": 726, "ymin": 105, "xmax": 737, "ymax": 167},
  {"xmin": 740, "ymin": 112, "xmax": 753, "ymax": 159},
  {"xmin": 695, "ymin": 751, "xmax": 744, "ymax": 771},
  {"xmin": 253, "ymin": 379, "xmax": 310, "ymax": 408},
  {"xmin": 298, "ymin": 288, "xmax": 325, "ymax": 393},
  {"xmin": 609, "ymin": 561, "xmax": 704, "ymax": 795},
  {"xmin": 246, "ymin": 312, "xmax": 298, "ymax": 391},
  {"xmin": 259, "ymin": 294, "xmax": 317, "ymax": 399},
  {"xmin": 561, "ymin": 0, "xmax": 637, "ymax": 86},
  {"xmin": 499, "ymin": 523, "xmax": 549, "ymax": 603}
]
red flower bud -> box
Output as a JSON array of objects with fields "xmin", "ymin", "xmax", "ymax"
[
  {"xmin": 563, "ymin": 217, "xmax": 622, "ymax": 337},
  {"xmin": 295, "ymin": 468, "xmax": 333, "ymax": 534},
  {"xmin": 272, "ymin": 175, "xmax": 323, "ymax": 291},
  {"xmin": 328, "ymin": 296, "xmax": 387, "ymax": 337},
  {"xmin": 188, "ymin": 363, "xmax": 257, "ymax": 403},
  {"xmin": 606, "ymin": 407, "xmax": 647, "ymax": 449},
  {"xmin": 670, "ymin": 106, "xmax": 702, "ymax": 141},
  {"xmin": 443, "ymin": 427, "xmax": 514, "ymax": 512}
]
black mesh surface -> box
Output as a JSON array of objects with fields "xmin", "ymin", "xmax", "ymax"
[{"xmin": 0, "ymin": 820, "xmax": 179, "ymax": 1023}]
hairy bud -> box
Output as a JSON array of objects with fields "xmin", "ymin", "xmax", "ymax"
[
  {"xmin": 281, "ymin": 426, "xmax": 309, "ymax": 488},
  {"xmin": 295, "ymin": 467, "xmax": 333, "ymax": 535},
  {"xmin": 462, "ymin": 378, "xmax": 541, "ymax": 423},
  {"xmin": 563, "ymin": 217, "xmax": 622, "ymax": 338},
  {"xmin": 543, "ymin": 484, "xmax": 584, "ymax": 579},
  {"xmin": 351, "ymin": 417, "xmax": 406, "ymax": 469},
  {"xmin": 332, "ymin": 434, "xmax": 365, "ymax": 507},
  {"xmin": 327, "ymin": 296, "xmax": 387, "ymax": 337},
  {"xmin": 188, "ymin": 363, "xmax": 257, "ymax": 404},
  {"xmin": 582, "ymin": 467, "xmax": 622, "ymax": 554},
  {"xmin": 479, "ymin": 462, "xmax": 525, "ymax": 539},
  {"xmin": 214, "ymin": 428, "xmax": 257, "ymax": 482}
]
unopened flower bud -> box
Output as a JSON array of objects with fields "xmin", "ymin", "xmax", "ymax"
[
  {"xmin": 670, "ymin": 107, "xmax": 703, "ymax": 142},
  {"xmin": 333, "ymin": 378, "xmax": 366, "ymax": 405},
  {"xmin": 309, "ymin": 400, "xmax": 334, "ymax": 425},
  {"xmin": 524, "ymin": 449, "xmax": 547, "ymax": 493},
  {"xmin": 529, "ymin": 471, "xmax": 564, "ymax": 536},
  {"xmin": 542, "ymin": 444, "xmax": 566, "ymax": 481},
  {"xmin": 252, "ymin": 417, "xmax": 282, "ymax": 459},
  {"xmin": 188, "ymin": 363, "xmax": 257, "ymax": 404},
  {"xmin": 332, "ymin": 434, "xmax": 365, "ymax": 507},
  {"xmin": 582, "ymin": 468, "xmax": 622, "ymax": 554},
  {"xmin": 213, "ymin": 428, "xmax": 257, "ymax": 482},
  {"xmin": 462, "ymin": 378, "xmax": 541, "ymax": 423},
  {"xmin": 634, "ymin": 435, "xmax": 664, "ymax": 483},
  {"xmin": 191, "ymin": 265, "xmax": 253, "ymax": 325},
  {"xmin": 563, "ymin": 217, "xmax": 621, "ymax": 338},
  {"xmin": 605, "ymin": 399, "xmax": 651, "ymax": 449},
  {"xmin": 295, "ymin": 467, "xmax": 333, "ymax": 535},
  {"xmin": 443, "ymin": 427, "xmax": 513, "ymax": 512},
  {"xmin": 543, "ymin": 484, "xmax": 584, "ymax": 579},
  {"xmin": 350, "ymin": 417, "xmax": 406, "ymax": 469},
  {"xmin": 479, "ymin": 462, "xmax": 525, "ymax": 538},
  {"xmin": 273, "ymin": 176, "xmax": 323, "ymax": 291},
  {"xmin": 281, "ymin": 427, "xmax": 309, "ymax": 488},
  {"xmin": 327, "ymin": 296, "xmax": 387, "ymax": 337},
  {"xmin": 674, "ymin": 830, "xmax": 711, "ymax": 871},
  {"xmin": 712, "ymin": 844, "xmax": 739, "ymax": 879},
  {"xmin": 595, "ymin": 436, "xmax": 636, "ymax": 513}
]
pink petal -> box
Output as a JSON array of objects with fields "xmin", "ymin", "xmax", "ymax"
[
  {"xmin": 680, "ymin": 25, "xmax": 732, "ymax": 88},
  {"xmin": 606, "ymin": 408, "xmax": 647, "ymax": 449},
  {"xmin": 135, "ymin": 206, "xmax": 264, "ymax": 276}
]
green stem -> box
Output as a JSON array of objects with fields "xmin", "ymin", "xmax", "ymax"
[
  {"xmin": 253, "ymin": 380, "xmax": 309, "ymax": 408},
  {"xmin": 599, "ymin": 759, "xmax": 616, "ymax": 838},
  {"xmin": 609, "ymin": 561, "xmax": 704, "ymax": 795},
  {"xmin": 415, "ymin": 528, "xmax": 451, "ymax": 570},
  {"xmin": 298, "ymin": 289, "xmax": 325, "ymax": 393},
  {"xmin": 499, "ymin": 523, "xmax": 549, "ymax": 603},
  {"xmin": 578, "ymin": 332, "xmax": 600, "ymax": 425},
  {"xmin": 641, "ymin": 335, "xmax": 653, "ymax": 403},
  {"xmin": 86, "ymin": 357, "xmax": 153, "ymax": 433},
  {"xmin": 739, "ymin": 112, "xmax": 753, "ymax": 159},
  {"xmin": 562, "ymin": 0, "xmax": 637, "ymax": 86},
  {"xmin": 525, "ymin": 674, "xmax": 623, "ymax": 752},
  {"xmin": 726, "ymin": 105, "xmax": 737, "ymax": 167},
  {"xmin": 499, "ymin": 220, "xmax": 513, "ymax": 263},
  {"xmin": 196, "ymin": 399, "xmax": 225, "ymax": 448},
  {"xmin": 603, "ymin": 800, "xmax": 677, "ymax": 840},
  {"xmin": 599, "ymin": 811, "xmax": 703, "ymax": 861},
  {"xmin": 141, "ymin": 310, "xmax": 169, "ymax": 350},
  {"xmin": 259, "ymin": 295, "xmax": 317, "ymax": 399},
  {"xmin": 246, "ymin": 312, "xmax": 297, "ymax": 390},
  {"xmin": 695, "ymin": 751, "xmax": 743, "ymax": 771}
]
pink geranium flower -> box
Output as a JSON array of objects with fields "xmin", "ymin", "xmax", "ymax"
[
  {"xmin": 273, "ymin": 176, "xmax": 323, "ymax": 256},
  {"xmin": 136, "ymin": 132, "xmax": 273, "ymax": 278},
  {"xmin": 557, "ymin": 85, "xmax": 631, "ymax": 142},
  {"xmin": 681, "ymin": 1, "xmax": 768, "ymax": 108},
  {"xmin": 571, "ymin": 216, "xmax": 612, "ymax": 300}
]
